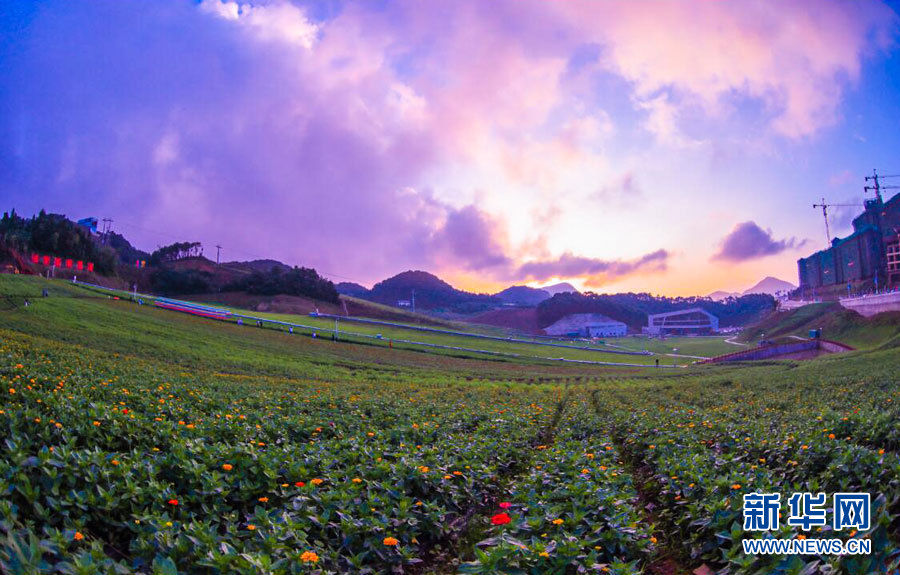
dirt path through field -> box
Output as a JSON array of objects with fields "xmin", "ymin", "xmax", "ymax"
[
  {"xmin": 590, "ymin": 390, "xmax": 694, "ymax": 575},
  {"xmin": 415, "ymin": 386, "xmax": 573, "ymax": 574}
]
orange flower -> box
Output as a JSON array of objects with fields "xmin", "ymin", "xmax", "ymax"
[
  {"xmin": 300, "ymin": 551, "xmax": 319, "ymax": 563},
  {"xmin": 92, "ymin": 421, "xmax": 100, "ymax": 427},
  {"xmin": 311, "ymin": 478, "xmax": 323, "ymax": 485},
  {"xmin": 552, "ymin": 518, "xmax": 564, "ymax": 525},
  {"xmin": 828, "ymin": 433, "xmax": 836, "ymax": 439},
  {"xmin": 74, "ymin": 531, "xmax": 84, "ymax": 541},
  {"xmin": 246, "ymin": 524, "xmax": 256, "ymax": 531},
  {"xmin": 222, "ymin": 464, "xmax": 233, "ymax": 471},
  {"xmin": 8, "ymin": 388, "xmax": 14, "ymax": 394},
  {"xmin": 352, "ymin": 478, "xmax": 362, "ymax": 483},
  {"xmin": 111, "ymin": 460, "xmax": 120, "ymax": 466},
  {"xmin": 383, "ymin": 537, "xmax": 399, "ymax": 546},
  {"xmin": 731, "ymin": 484, "xmax": 741, "ymax": 490},
  {"xmin": 258, "ymin": 497, "xmax": 269, "ymax": 503}
]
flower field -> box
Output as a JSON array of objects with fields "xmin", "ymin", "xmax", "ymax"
[{"xmin": 1, "ymin": 275, "xmax": 899, "ymax": 574}]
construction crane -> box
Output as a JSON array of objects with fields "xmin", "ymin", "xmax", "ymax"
[
  {"xmin": 864, "ymin": 169, "xmax": 900, "ymax": 203},
  {"xmin": 812, "ymin": 198, "xmax": 861, "ymax": 246}
]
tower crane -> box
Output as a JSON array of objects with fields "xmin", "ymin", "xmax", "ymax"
[{"xmin": 812, "ymin": 198, "xmax": 862, "ymax": 246}]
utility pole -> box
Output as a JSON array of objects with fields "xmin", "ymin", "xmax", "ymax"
[
  {"xmin": 216, "ymin": 244, "xmax": 222, "ymax": 265},
  {"xmin": 411, "ymin": 289, "xmax": 416, "ymax": 314},
  {"xmin": 864, "ymin": 169, "xmax": 900, "ymax": 204},
  {"xmin": 101, "ymin": 218, "xmax": 113, "ymax": 244}
]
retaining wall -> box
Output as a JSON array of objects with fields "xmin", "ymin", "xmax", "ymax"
[
  {"xmin": 700, "ymin": 339, "xmax": 852, "ymax": 364},
  {"xmin": 839, "ymin": 291, "xmax": 900, "ymax": 317}
]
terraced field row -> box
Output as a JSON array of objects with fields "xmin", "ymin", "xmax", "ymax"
[
  {"xmin": 0, "ymin": 330, "xmax": 656, "ymax": 574},
  {"xmin": 590, "ymin": 359, "xmax": 900, "ymax": 574}
]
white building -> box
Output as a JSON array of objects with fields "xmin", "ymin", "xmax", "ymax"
[
  {"xmin": 643, "ymin": 307, "xmax": 718, "ymax": 335},
  {"xmin": 543, "ymin": 313, "xmax": 627, "ymax": 337}
]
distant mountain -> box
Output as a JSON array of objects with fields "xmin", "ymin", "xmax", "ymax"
[
  {"xmin": 494, "ymin": 285, "xmax": 551, "ymax": 306},
  {"xmin": 743, "ymin": 276, "xmax": 796, "ymax": 296},
  {"xmin": 336, "ymin": 282, "xmax": 370, "ymax": 298},
  {"xmin": 541, "ymin": 282, "xmax": 579, "ymax": 295},
  {"xmin": 707, "ymin": 290, "xmax": 741, "ymax": 301},
  {"xmin": 367, "ymin": 270, "xmax": 497, "ymax": 312}
]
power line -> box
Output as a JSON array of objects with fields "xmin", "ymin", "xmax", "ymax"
[{"xmin": 865, "ymin": 168, "xmax": 900, "ymax": 203}]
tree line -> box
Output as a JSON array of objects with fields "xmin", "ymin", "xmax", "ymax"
[
  {"xmin": 0, "ymin": 210, "xmax": 117, "ymax": 274},
  {"xmin": 224, "ymin": 266, "xmax": 339, "ymax": 303},
  {"xmin": 536, "ymin": 291, "xmax": 776, "ymax": 329}
]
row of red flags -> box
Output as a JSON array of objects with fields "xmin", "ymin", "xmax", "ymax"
[{"xmin": 30, "ymin": 253, "xmax": 94, "ymax": 272}]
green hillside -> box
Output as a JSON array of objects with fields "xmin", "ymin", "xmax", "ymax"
[
  {"xmin": 2, "ymin": 273, "xmax": 900, "ymax": 574},
  {"xmin": 740, "ymin": 302, "xmax": 900, "ymax": 349}
]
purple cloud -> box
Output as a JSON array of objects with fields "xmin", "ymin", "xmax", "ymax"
[
  {"xmin": 1, "ymin": 0, "xmax": 895, "ymax": 291},
  {"xmin": 515, "ymin": 249, "xmax": 668, "ymax": 285},
  {"xmin": 426, "ymin": 205, "xmax": 512, "ymax": 271},
  {"xmin": 712, "ymin": 221, "xmax": 805, "ymax": 262}
]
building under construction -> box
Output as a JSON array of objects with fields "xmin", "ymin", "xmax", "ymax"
[{"xmin": 797, "ymin": 173, "xmax": 900, "ymax": 295}]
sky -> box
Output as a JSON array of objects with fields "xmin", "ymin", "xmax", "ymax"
[{"xmin": 2, "ymin": 0, "xmax": 900, "ymax": 296}]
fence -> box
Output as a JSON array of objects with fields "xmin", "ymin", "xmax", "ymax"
[{"xmin": 309, "ymin": 312, "xmax": 651, "ymax": 356}]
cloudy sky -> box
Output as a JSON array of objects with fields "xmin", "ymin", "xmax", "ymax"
[{"xmin": 2, "ymin": 0, "xmax": 900, "ymax": 295}]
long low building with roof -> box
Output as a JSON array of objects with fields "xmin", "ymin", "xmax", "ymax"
[
  {"xmin": 643, "ymin": 307, "xmax": 718, "ymax": 336},
  {"xmin": 543, "ymin": 313, "xmax": 627, "ymax": 337}
]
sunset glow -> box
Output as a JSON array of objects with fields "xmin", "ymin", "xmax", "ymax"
[{"xmin": 3, "ymin": 0, "xmax": 899, "ymax": 294}]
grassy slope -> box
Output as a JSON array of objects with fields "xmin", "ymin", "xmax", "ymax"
[
  {"xmin": 14, "ymin": 276, "xmax": 687, "ymax": 366},
  {"xmin": 6, "ymin": 275, "xmax": 896, "ymax": 392},
  {"xmin": 740, "ymin": 302, "xmax": 900, "ymax": 349},
  {"xmin": 0, "ymin": 275, "xmax": 664, "ymax": 381},
  {"xmin": 610, "ymin": 336, "xmax": 741, "ymax": 358}
]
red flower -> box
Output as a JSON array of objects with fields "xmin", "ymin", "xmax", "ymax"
[
  {"xmin": 167, "ymin": 499, "xmax": 179, "ymax": 506},
  {"xmin": 295, "ymin": 481, "xmax": 305, "ymax": 487},
  {"xmin": 498, "ymin": 502, "xmax": 511, "ymax": 509},
  {"xmin": 491, "ymin": 512, "xmax": 511, "ymax": 525}
]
